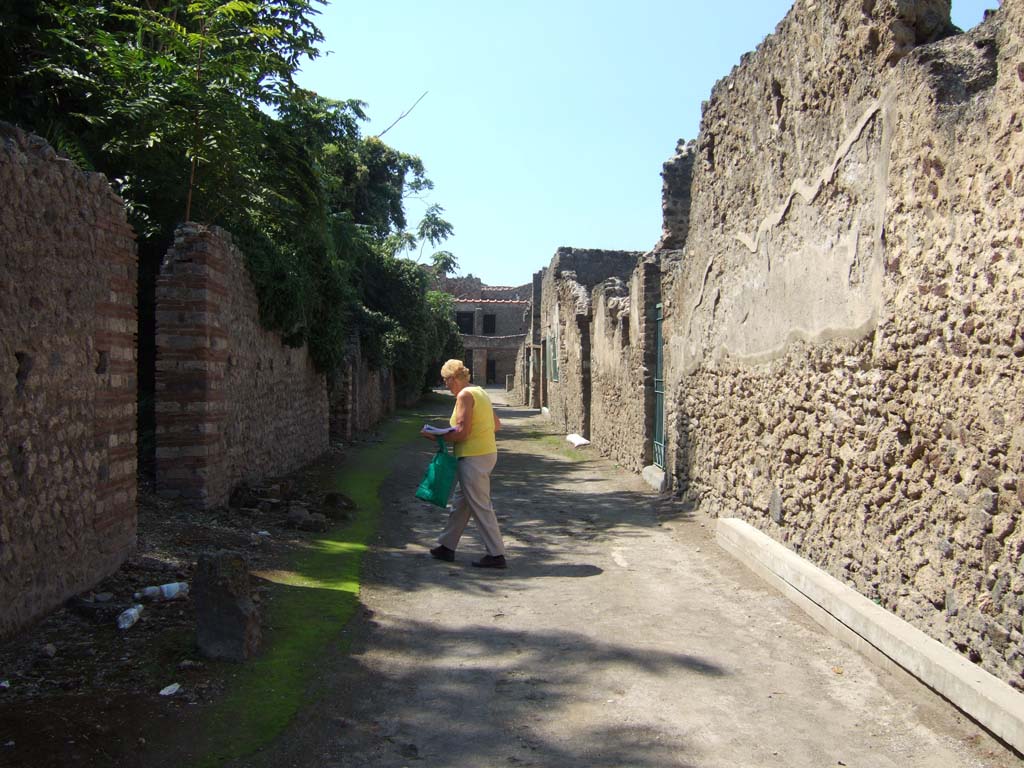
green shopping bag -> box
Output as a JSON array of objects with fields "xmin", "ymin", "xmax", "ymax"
[{"xmin": 415, "ymin": 437, "xmax": 458, "ymax": 507}]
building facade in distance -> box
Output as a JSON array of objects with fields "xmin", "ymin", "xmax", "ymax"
[{"xmin": 439, "ymin": 276, "xmax": 531, "ymax": 387}]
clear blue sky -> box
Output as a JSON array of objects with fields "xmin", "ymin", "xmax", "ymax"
[{"xmin": 299, "ymin": 1, "xmax": 999, "ymax": 287}]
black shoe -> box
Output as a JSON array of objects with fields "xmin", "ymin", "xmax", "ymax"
[
  {"xmin": 430, "ymin": 545, "xmax": 455, "ymax": 562},
  {"xmin": 471, "ymin": 555, "xmax": 507, "ymax": 569}
]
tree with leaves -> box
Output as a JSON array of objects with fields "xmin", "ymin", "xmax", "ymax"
[{"xmin": 1, "ymin": 0, "xmax": 462, "ymax": 400}]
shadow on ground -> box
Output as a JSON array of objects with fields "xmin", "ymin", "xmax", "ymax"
[
  {"xmin": 364, "ymin": 400, "xmax": 696, "ymax": 599},
  {"xmin": 268, "ymin": 614, "xmax": 720, "ymax": 767}
]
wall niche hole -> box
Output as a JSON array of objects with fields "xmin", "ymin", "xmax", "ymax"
[
  {"xmin": 10, "ymin": 443, "xmax": 26, "ymax": 478},
  {"xmin": 15, "ymin": 352, "xmax": 33, "ymax": 394},
  {"xmin": 96, "ymin": 350, "xmax": 110, "ymax": 375}
]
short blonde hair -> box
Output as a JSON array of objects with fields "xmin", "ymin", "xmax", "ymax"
[{"xmin": 440, "ymin": 359, "xmax": 471, "ymax": 382}]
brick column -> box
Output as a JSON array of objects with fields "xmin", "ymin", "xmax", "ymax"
[{"xmin": 154, "ymin": 224, "xmax": 229, "ymax": 506}]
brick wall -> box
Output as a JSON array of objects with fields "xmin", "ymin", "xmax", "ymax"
[
  {"xmin": 155, "ymin": 224, "xmax": 328, "ymax": 507},
  {"xmin": 660, "ymin": 0, "xmax": 1024, "ymax": 686},
  {"xmin": 0, "ymin": 123, "xmax": 137, "ymax": 638}
]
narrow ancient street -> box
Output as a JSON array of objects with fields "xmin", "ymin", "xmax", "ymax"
[{"xmin": 228, "ymin": 392, "xmax": 1017, "ymax": 768}]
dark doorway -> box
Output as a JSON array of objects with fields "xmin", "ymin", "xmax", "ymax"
[{"xmin": 486, "ymin": 359, "xmax": 496, "ymax": 385}]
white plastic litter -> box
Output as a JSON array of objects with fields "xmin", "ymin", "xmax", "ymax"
[
  {"xmin": 0, "ymin": 680, "xmax": 9, "ymax": 690},
  {"xmin": 159, "ymin": 683, "xmax": 181, "ymax": 696},
  {"xmin": 116, "ymin": 604, "xmax": 144, "ymax": 630},
  {"xmin": 566, "ymin": 433, "xmax": 591, "ymax": 448},
  {"xmin": 256, "ymin": 530, "xmax": 271, "ymax": 537},
  {"xmin": 134, "ymin": 582, "xmax": 189, "ymax": 602}
]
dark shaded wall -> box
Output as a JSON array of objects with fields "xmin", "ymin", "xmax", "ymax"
[
  {"xmin": 0, "ymin": 124, "xmax": 138, "ymax": 638},
  {"xmin": 328, "ymin": 336, "xmax": 396, "ymax": 442}
]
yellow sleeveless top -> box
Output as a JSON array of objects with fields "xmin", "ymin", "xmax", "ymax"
[{"xmin": 450, "ymin": 386, "xmax": 496, "ymax": 457}]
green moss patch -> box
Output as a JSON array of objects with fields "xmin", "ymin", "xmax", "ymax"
[{"xmin": 193, "ymin": 413, "xmax": 422, "ymax": 767}]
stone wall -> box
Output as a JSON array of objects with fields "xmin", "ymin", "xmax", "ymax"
[
  {"xmin": 440, "ymin": 274, "xmax": 532, "ymax": 301},
  {"xmin": 155, "ymin": 224, "xmax": 328, "ymax": 508},
  {"xmin": 328, "ymin": 338, "xmax": 396, "ymax": 442},
  {"xmin": 0, "ymin": 124, "xmax": 137, "ymax": 638},
  {"xmin": 539, "ymin": 248, "xmax": 641, "ymax": 436},
  {"xmin": 661, "ymin": 0, "xmax": 1024, "ymax": 687},
  {"xmin": 590, "ymin": 257, "xmax": 662, "ymax": 473},
  {"xmin": 508, "ymin": 271, "xmax": 546, "ymax": 407}
]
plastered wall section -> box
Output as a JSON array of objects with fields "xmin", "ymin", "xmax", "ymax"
[
  {"xmin": 155, "ymin": 224, "xmax": 328, "ymax": 508},
  {"xmin": 590, "ymin": 257, "xmax": 661, "ymax": 473},
  {"xmin": 0, "ymin": 124, "xmax": 137, "ymax": 638},
  {"xmin": 661, "ymin": 0, "xmax": 1024, "ymax": 687}
]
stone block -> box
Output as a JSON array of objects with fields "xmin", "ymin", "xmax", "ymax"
[{"xmin": 193, "ymin": 551, "xmax": 260, "ymax": 662}]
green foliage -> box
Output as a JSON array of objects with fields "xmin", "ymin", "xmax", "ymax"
[
  {"xmin": 353, "ymin": 250, "xmax": 460, "ymax": 401},
  {"xmin": 0, "ymin": 0, "xmax": 461, "ymax": 386},
  {"xmin": 430, "ymin": 249, "xmax": 459, "ymax": 277}
]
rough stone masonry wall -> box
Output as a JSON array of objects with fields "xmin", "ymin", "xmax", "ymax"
[
  {"xmin": 661, "ymin": 0, "xmax": 1024, "ymax": 687},
  {"xmin": 328, "ymin": 337, "xmax": 396, "ymax": 443},
  {"xmin": 540, "ymin": 248, "xmax": 640, "ymax": 436},
  {"xmin": 155, "ymin": 224, "xmax": 328, "ymax": 508},
  {"xmin": 0, "ymin": 124, "xmax": 137, "ymax": 638},
  {"xmin": 590, "ymin": 257, "xmax": 661, "ymax": 473}
]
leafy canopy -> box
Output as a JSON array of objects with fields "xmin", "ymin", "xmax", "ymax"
[{"xmin": 1, "ymin": 0, "xmax": 462, "ymax": 392}]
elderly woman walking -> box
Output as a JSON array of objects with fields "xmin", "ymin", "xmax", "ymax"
[{"xmin": 422, "ymin": 359, "xmax": 507, "ymax": 568}]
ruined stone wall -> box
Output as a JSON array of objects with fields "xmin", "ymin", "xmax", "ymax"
[
  {"xmin": 438, "ymin": 274, "xmax": 484, "ymax": 298},
  {"xmin": 508, "ymin": 271, "xmax": 545, "ymax": 407},
  {"xmin": 539, "ymin": 248, "xmax": 640, "ymax": 436},
  {"xmin": 440, "ymin": 274, "xmax": 532, "ymax": 301},
  {"xmin": 0, "ymin": 124, "xmax": 137, "ymax": 638},
  {"xmin": 509, "ymin": 342, "xmax": 529, "ymax": 402},
  {"xmin": 662, "ymin": 0, "xmax": 1024, "ymax": 687},
  {"xmin": 481, "ymin": 284, "xmax": 532, "ymax": 301},
  {"xmin": 590, "ymin": 257, "xmax": 662, "ymax": 472},
  {"xmin": 155, "ymin": 225, "xmax": 328, "ymax": 508},
  {"xmin": 327, "ymin": 337, "xmax": 396, "ymax": 443}
]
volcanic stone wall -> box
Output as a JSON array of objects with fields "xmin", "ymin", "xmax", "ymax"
[
  {"xmin": 540, "ymin": 248, "xmax": 641, "ymax": 436},
  {"xmin": 328, "ymin": 338, "xmax": 396, "ymax": 443},
  {"xmin": 590, "ymin": 257, "xmax": 662, "ymax": 473},
  {"xmin": 0, "ymin": 124, "xmax": 137, "ymax": 638},
  {"xmin": 155, "ymin": 224, "xmax": 328, "ymax": 507},
  {"xmin": 661, "ymin": 0, "xmax": 1024, "ymax": 687}
]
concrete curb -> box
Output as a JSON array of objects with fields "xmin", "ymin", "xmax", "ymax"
[{"xmin": 716, "ymin": 517, "xmax": 1024, "ymax": 754}]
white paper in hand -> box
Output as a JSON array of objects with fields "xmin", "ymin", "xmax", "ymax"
[{"xmin": 422, "ymin": 424, "xmax": 456, "ymax": 436}]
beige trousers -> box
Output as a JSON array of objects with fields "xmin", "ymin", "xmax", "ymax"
[{"xmin": 438, "ymin": 453, "xmax": 505, "ymax": 556}]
